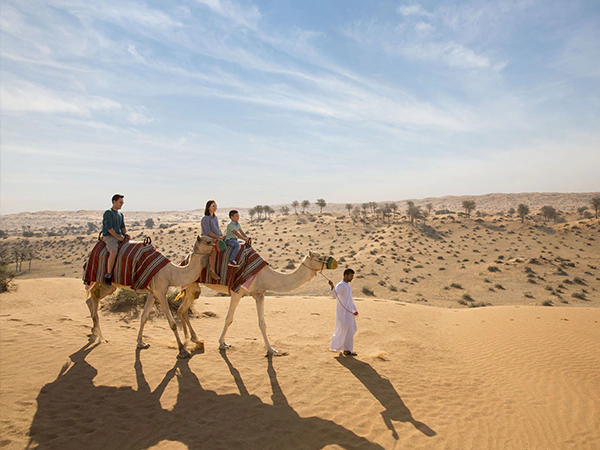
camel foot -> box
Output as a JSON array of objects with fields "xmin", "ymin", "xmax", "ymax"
[
  {"xmin": 137, "ymin": 342, "xmax": 150, "ymax": 349},
  {"xmin": 266, "ymin": 349, "xmax": 288, "ymax": 357},
  {"xmin": 219, "ymin": 343, "xmax": 231, "ymax": 350},
  {"xmin": 177, "ymin": 348, "xmax": 191, "ymax": 359},
  {"xmin": 88, "ymin": 334, "xmax": 107, "ymax": 344}
]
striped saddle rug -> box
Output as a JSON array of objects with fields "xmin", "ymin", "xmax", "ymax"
[
  {"xmin": 179, "ymin": 244, "xmax": 268, "ymax": 293},
  {"xmin": 83, "ymin": 240, "xmax": 170, "ymax": 290}
]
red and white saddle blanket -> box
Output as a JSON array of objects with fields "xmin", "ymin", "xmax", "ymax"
[
  {"xmin": 83, "ymin": 240, "xmax": 170, "ymax": 290},
  {"xmin": 179, "ymin": 244, "xmax": 268, "ymax": 293}
]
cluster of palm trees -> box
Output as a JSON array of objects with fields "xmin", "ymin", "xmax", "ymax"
[
  {"xmin": 246, "ymin": 196, "xmax": 600, "ymax": 223},
  {"xmin": 248, "ymin": 205, "xmax": 276, "ymax": 220},
  {"xmin": 342, "ymin": 201, "xmax": 435, "ymax": 225}
]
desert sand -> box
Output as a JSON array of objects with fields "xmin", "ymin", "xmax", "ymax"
[{"xmin": 1, "ymin": 193, "xmax": 599, "ymax": 449}]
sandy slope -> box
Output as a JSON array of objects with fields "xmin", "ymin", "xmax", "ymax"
[{"xmin": 1, "ymin": 278, "xmax": 599, "ymax": 449}]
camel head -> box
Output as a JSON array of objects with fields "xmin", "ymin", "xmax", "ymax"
[
  {"xmin": 303, "ymin": 251, "xmax": 338, "ymax": 271},
  {"xmin": 194, "ymin": 235, "xmax": 216, "ymax": 254}
]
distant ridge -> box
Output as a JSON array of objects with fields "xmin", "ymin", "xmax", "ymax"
[{"xmin": 1, "ymin": 192, "xmax": 598, "ymax": 232}]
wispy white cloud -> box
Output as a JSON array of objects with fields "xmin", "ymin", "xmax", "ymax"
[
  {"xmin": 1, "ymin": 0, "xmax": 598, "ymax": 213},
  {"xmin": 196, "ymin": 0, "xmax": 261, "ymax": 30},
  {"xmin": 0, "ymin": 77, "xmax": 121, "ymax": 116},
  {"xmin": 397, "ymin": 4, "xmax": 433, "ymax": 18}
]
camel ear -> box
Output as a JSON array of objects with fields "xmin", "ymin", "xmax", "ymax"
[
  {"xmin": 197, "ymin": 235, "xmax": 201, "ymax": 242},
  {"xmin": 308, "ymin": 250, "xmax": 314, "ymax": 258}
]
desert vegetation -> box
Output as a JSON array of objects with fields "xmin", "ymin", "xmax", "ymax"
[{"xmin": 0, "ymin": 192, "xmax": 598, "ymax": 308}]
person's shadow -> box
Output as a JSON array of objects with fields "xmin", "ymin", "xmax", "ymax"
[
  {"xmin": 336, "ymin": 356, "xmax": 436, "ymax": 440},
  {"xmin": 28, "ymin": 344, "xmax": 384, "ymax": 449}
]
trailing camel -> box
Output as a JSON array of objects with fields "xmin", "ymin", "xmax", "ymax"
[{"xmin": 172, "ymin": 251, "xmax": 337, "ymax": 356}]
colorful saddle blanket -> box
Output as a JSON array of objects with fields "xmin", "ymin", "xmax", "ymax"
[
  {"xmin": 179, "ymin": 244, "xmax": 268, "ymax": 293},
  {"xmin": 83, "ymin": 240, "xmax": 170, "ymax": 290}
]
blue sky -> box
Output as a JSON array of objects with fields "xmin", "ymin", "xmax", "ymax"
[{"xmin": 1, "ymin": 0, "xmax": 599, "ymax": 214}]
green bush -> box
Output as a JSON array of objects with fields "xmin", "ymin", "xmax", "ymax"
[
  {"xmin": 0, "ymin": 265, "xmax": 15, "ymax": 293},
  {"xmin": 362, "ymin": 286, "xmax": 375, "ymax": 297}
]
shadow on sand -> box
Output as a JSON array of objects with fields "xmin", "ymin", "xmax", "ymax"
[
  {"xmin": 28, "ymin": 345, "xmax": 383, "ymax": 449},
  {"xmin": 336, "ymin": 356, "xmax": 436, "ymax": 440}
]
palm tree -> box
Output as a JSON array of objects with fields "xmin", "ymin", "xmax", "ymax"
[
  {"xmin": 255, "ymin": 205, "xmax": 264, "ymax": 219},
  {"xmin": 591, "ymin": 197, "xmax": 600, "ymax": 218},
  {"xmin": 248, "ymin": 208, "xmax": 257, "ymax": 221},
  {"xmin": 361, "ymin": 203, "xmax": 369, "ymax": 217},
  {"xmin": 280, "ymin": 206, "xmax": 289, "ymax": 216},
  {"xmin": 425, "ymin": 203, "xmax": 433, "ymax": 216},
  {"xmin": 345, "ymin": 203, "xmax": 353, "ymax": 215},
  {"xmin": 301, "ymin": 200, "xmax": 310, "ymax": 214},
  {"xmin": 462, "ymin": 200, "xmax": 476, "ymax": 218},
  {"xmin": 316, "ymin": 199, "xmax": 327, "ymax": 213},
  {"xmin": 517, "ymin": 204, "xmax": 529, "ymax": 223},
  {"xmin": 406, "ymin": 201, "xmax": 422, "ymax": 224},
  {"xmin": 541, "ymin": 205, "xmax": 557, "ymax": 222},
  {"xmin": 291, "ymin": 200, "xmax": 299, "ymax": 215},
  {"xmin": 264, "ymin": 205, "xmax": 275, "ymax": 218},
  {"xmin": 390, "ymin": 202, "xmax": 398, "ymax": 221}
]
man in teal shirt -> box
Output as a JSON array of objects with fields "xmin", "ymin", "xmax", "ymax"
[{"xmin": 102, "ymin": 194, "xmax": 129, "ymax": 284}]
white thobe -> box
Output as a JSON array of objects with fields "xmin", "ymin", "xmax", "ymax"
[{"xmin": 329, "ymin": 281, "xmax": 357, "ymax": 352}]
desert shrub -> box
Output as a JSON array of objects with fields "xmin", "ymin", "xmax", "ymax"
[
  {"xmin": 450, "ymin": 282, "xmax": 463, "ymax": 289},
  {"xmin": 523, "ymin": 292, "xmax": 534, "ymax": 298},
  {"xmin": 461, "ymin": 293, "xmax": 473, "ymax": 302},
  {"xmin": 389, "ymin": 285, "xmax": 398, "ymax": 292},
  {"xmin": 487, "ymin": 265, "xmax": 501, "ymax": 272},
  {"xmin": 0, "ymin": 265, "xmax": 15, "ymax": 293},
  {"xmin": 469, "ymin": 302, "xmax": 488, "ymax": 308},
  {"xmin": 571, "ymin": 292, "xmax": 587, "ymax": 300},
  {"xmin": 362, "ymin": 286, "xmax": 375, "ymax": 296},
  {"xmin": 103, "ymin": 290, "xmax": 147, "ymax": 313},
  {"xmin": 541, "ymin": 300, "xmax": 553, "ymax": 306}
]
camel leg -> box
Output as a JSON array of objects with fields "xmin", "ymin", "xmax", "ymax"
[
  {"xmin": 178, "ymin": 284, "xmax": 202, "ymax": 343},
  {"xmin": 86, "ymin": 282, "xmax": 113, "ymax": 344},
  {"xmin": 218, "ymin": 293, "xmax": 243, "ymax": 350},
  {"xmin": 137, "ymin": 293, "xmax": 156, "ymax": 349},
  {"xmin": 254, "ymin": 292, "xmax": 280, "ymax": 356},
  {"xmin": 156, "ymin": 291, "xmax": 189, "ymax": 359}
]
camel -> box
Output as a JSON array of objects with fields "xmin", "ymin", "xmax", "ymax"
[
  {"xmin": 86, "ymin": 235, "xmax": 215, "ymax": 359},
  {"xmin": 175, "ymin": 251, "xmax": 337, "ymax": 356}
]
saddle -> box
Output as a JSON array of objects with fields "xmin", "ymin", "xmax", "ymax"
[{"xmin": 83, "ymin": 239, "xmax": 170, "ymax": 290}]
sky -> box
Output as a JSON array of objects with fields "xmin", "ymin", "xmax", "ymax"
[{"xmin": 1, "ymin": 0, "xmax": 599, "ymax": 214}]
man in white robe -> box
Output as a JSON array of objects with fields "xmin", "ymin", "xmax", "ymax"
[{"xmin": 328, "ymin": 268, "xmax": 359, "ymax": 356}]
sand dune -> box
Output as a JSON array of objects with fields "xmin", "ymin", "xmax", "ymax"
[
  {"xmin": 1, "ymin": 278, "xmax": 599, "ymax": 449},
  {"xmin": 1, "ymin": 194, "xmax": 599, "ymax": 448}
]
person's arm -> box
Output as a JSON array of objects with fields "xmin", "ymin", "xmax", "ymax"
[
  {"xmin": 202, "ymin": 217, "xmax": 221, "ymax": 239},
  {"xmin": 121, "ymin": 215, "xmax": 129, "ymax": 239},
  {"xmin": 104, "ymin": 211, "xmax": 126, "ymax": 242},
  {"xmin": 108, "ymin": 228, "xmax": 126, "ymax": 242},
  {"xmin": 233, "ymin": 228, "xmax": 249, "ymax": 241},
  {"xmin": 328, "ymin": 280, "xmax": 337, "ymax": 298}
]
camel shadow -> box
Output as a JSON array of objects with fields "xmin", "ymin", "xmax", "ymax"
[
  {"xmin": 28, "ymin": 345, "xmax": 383, "ymax": 449},
  {"xmin": 335, "ymin": 356, "xmax": 436, "ymax": 440}
]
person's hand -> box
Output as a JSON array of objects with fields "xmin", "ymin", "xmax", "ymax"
[
  {"xmin": 328, "ymin": 280, "xmax": 334, "ymax": 289},
  {"xmin": 353, "ymin": 311, "xmax": 359, "ymax": 316},
  {"xmin": 124, "ymin": 234, "xmax": 131, "ymax": 240}
]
